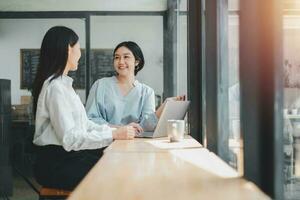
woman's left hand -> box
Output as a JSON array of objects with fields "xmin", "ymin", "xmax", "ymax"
[
  {"xmin": 165, "ymin": 95, "xmax": 186, "ymax": 102},
  {"xmin": 156, "ymin": 95, "xmax": 186, "ymax": 119}
]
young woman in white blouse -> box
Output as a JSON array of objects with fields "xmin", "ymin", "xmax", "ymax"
[{"xmin": 32, "ymin": 26, "xmax": 135, "ymax": 190}]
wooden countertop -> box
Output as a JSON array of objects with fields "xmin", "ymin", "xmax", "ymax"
[
  {"xmin": 68, "ymin": 136, "xmax": 269, "ymax": 200},
  {"xmin": 104, "ymin": 135, "xmax": 202, "ymax": 153}
]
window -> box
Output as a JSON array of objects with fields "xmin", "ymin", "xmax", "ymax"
[
  {"xmin": 227, "ymin": 0, "xmax": 242, "ymax": 175},
  {"xmin": 283, "ymin": 1, "xmax": 300, "ymax": 198}
]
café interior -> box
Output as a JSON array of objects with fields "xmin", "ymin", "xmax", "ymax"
[{"xmin": 0, "ymin": 0, "xmax": 298, "ymax": 199}]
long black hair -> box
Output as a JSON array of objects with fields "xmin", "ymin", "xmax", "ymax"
[
  {"xmin": 113, "ymin": 41, "xmax": 145, "ymax": 75},
  {"xmin": 32, "ymin": 26, "xmax": 79, "ymax": 116}
]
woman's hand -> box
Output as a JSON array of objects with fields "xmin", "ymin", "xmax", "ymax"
[
  {"xmin": 165, "ymin": 95, "xmax": 186, "ymax": 102},
  {"xmin": 127, "ymin": 122, "xmax": 144, "ymax": 136},
  {"xmin": 155, "ymin": 95, "xmax": 186, "ymax": 118},
  {"xmin": 112, "ymin": 126, "xmax": 135, "ymax": 140}
]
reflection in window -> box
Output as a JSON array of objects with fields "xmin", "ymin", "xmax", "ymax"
[
  {"xmin": 283, "ymin": 5, "xmax": 300, "ymax": 198},
  {"xmin": 227, "ymin": 0, "xmax": 243, "ymax": 175}
]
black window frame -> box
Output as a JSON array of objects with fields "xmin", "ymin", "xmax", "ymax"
[{"xmin": 188, "ymin": 0, "xmax": 284, "ymax": 198}]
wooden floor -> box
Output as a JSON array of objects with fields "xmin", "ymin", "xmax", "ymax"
[{"xmin": 9, "ymin": 174, "xmax": 39, "ymax": 200}]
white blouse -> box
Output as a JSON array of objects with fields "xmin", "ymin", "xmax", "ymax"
[{"xmin": 33, "ymin": 75, "xmax": 113, "ymax": 152}]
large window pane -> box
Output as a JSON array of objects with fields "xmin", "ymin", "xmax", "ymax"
[
  {"xmin": 227, "ymin": 0, "xmax": 242, "ymax": 175},
  {"xmin": 283, "ymin": 1, "xmax": 300, "ymax": 198}
]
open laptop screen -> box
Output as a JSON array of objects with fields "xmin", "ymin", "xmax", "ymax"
[{"xmin": 139, "ymin": 100, "xmax": 190, "ymax": 138}]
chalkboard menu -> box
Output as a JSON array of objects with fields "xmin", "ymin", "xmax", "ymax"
[{"xmin": 20, "ymin": 49, "xmax": 115, "ymax": 89}]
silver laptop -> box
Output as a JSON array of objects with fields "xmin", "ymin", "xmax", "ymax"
[{"xmin": 138, "ymin": 100, "xmax": 190, "ymax": 138}]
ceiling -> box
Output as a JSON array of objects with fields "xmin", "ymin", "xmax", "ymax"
[{"xmin": 0, "ymin": 0, "xmax": 169, "ymax": 12}]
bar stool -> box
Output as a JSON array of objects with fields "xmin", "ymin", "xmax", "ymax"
[{"xmin": 39, "ymin": 187, "xmax": 71, "ymax": 200}]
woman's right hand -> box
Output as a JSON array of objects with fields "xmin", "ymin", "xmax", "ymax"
[
  {"xmin": 112, "ymin": 126, "xmax": 135, "ymax": 140},
  {"xmin": 127, "ymin": 122, "xmax": 143, "ymax": 135}
]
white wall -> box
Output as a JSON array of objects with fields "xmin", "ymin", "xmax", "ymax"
[
  {"xmin": 0, "ymin": 17, "xmax": 164, "ymax": 104},
  {"xmin": 0, "ymin": 19, "xmax": 86, "ymax": 104},
  {"xmin": 90, "ymin": 16, "xmax": 164, "ymax": 97}
]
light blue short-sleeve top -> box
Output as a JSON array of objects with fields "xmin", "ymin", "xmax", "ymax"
[{"xmin": 85, "ymin": 76, "xmax": 158, "ymax": 131}]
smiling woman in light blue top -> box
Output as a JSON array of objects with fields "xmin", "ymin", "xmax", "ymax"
[
  {"xmin": 86, "ymin": 76, "xmax": 158, "ymax": 131},
  {"xmin": 86, "ymin": 41, "xmax": 160, "ymax": 132}
]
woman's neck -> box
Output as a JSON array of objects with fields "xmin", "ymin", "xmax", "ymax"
[
  {"xmin": 63, "ymin": 63, "xmax": 71, "ymax": 75},
  {"xmin": 116, "ymin": 75, "xmax": 135, "ymax": 86},
  {"xmin": 63, "ymin": 68, "xmax": 69, "ymax": 75}
]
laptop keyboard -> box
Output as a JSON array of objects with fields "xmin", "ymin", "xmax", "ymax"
[{"xmin": 136, "ymin": 131, "xmax": 154, "ymax": 138}]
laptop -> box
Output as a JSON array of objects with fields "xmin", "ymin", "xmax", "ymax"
[{"xmin": 137, "ymin": 100, "xmax": 190, "ymax": 138}]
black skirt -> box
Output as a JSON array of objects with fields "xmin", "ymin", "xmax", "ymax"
[{"xmin": 33, "ymin": 145, "xmax": 105, "ymax": 190}]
